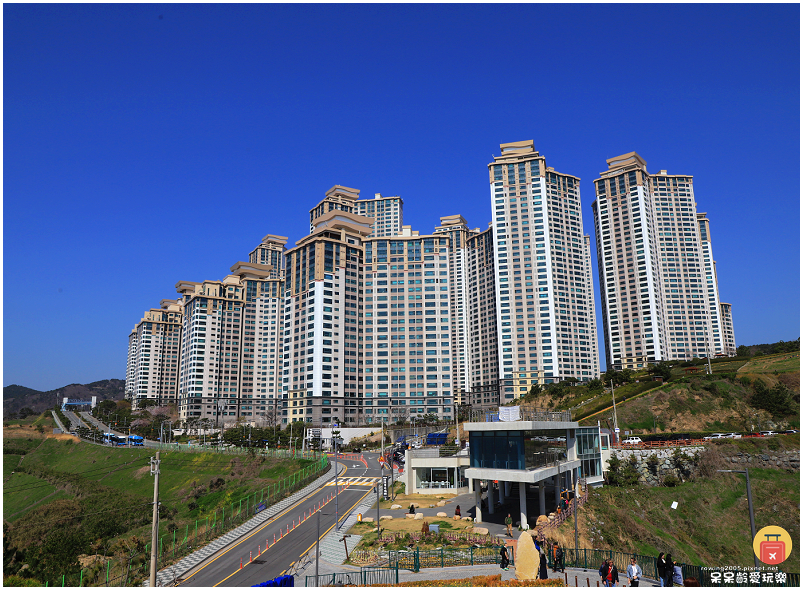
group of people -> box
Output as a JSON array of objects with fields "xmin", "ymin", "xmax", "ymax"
[{"xmin": 596, "ymin": 553, "xmax": 693, "ymax": 587}]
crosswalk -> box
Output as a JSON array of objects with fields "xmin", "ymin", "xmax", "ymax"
[{"xmin": 323, "ymin": 476, "xmax": 380, "ymax": 487}]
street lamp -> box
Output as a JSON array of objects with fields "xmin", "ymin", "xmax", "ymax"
[{"xmin": 718, "ymin": 469, "xmax": 758, "ymax": 568}]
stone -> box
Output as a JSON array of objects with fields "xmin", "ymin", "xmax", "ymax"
[
  {"xmin": 437, "ymin": 512, "xmax": 447, "ymax": 517},
  {"xmin": 436, "ymin": 500, "xmax": 447, "ymax": 507},
  {"xmin": 380, "ymin": 515, "xmax": 393, "ymax": 520},
  {"xmin": 473, "ymin": 526, "xmax": 489, "ymax": 535},
  {"xmin": 391, "ymin": 504, "xmax": 403, "ymax": 510},
  {"xmin": 462, "ymin": 516, "xmax": 472, "ymax": 521},
  {"xmin": 453, "ymin": 515, "xmax": 461, "ymax": 520},
  {"xmin": 414, "ymin": 513, "xmax": 424, "ymax": 520},
  {"xmin": 515, "ymin": 531, "xmax": 540, "ymax": 581},
  {"xmin": 535, "ymin": 515, "xmax": 549, "ymax": 526},
  {"xmin": 405, "ymin": 514, "xmax": 415, "ymax": 519},
  {"xmin": 363, "ymin": 517, "xmax": 374, "ymax": 523}
]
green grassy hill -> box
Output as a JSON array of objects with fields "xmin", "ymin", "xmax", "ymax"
[{"xmin": 3, "ymin": 416, "xmax": 318, "ymax": 585}]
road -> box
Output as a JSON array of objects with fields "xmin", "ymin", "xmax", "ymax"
[
  {"xmin": 79, "ymin": 411, "xmax": 127, "ymax": 436},
  {"xmin": 177, "ymin": 453, "xmax": 386, "ymax": 587}
]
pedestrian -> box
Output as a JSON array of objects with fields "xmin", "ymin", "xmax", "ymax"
[
  {"xmin": 600, "ymin": 558, "xmax": 619, "ymax": 588},
  {"xmin": 657, "ymin": 552, "xmax": 667, "ymax": 587},
  {"xmin": 455, "ymin": 505, "xmax": 461, "ymax": 517},
  {"xmin": 554, "ymin": 543, "xmax": 564, "ymax": 573},
  {"xmin": 500, "ymin": 544, "xmax": 510, "ymax": 571},
  {"xmin": 505, "ymin": 513, "xmax": 513, "ymax": 537},
  {"xmin": 539, "ymin": 544, "xmax": 548, "ymax": 580},
  {"xmin": 408, "ymin": 503, "xmax": 415, "ymax": 515},
  {"xmin": 665, "ymin": 554, "xmax": 675, "ymax": 587},
  {"xmin": 627, "ymin": 557, "xmax": 642, "ymax": 587},
  {"xmin": 599, "ymin": 559, "xmax": 607, "ymax": 579}
]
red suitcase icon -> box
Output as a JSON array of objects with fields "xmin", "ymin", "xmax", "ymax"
[{"xmin": 760, "ymin": 534, "xmax": 786, "ymax": 565}]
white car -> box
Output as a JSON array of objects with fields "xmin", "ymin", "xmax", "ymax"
[
  {"xmin": 623, "ymin": 437, "xmax": 643, "ymax": 445},
  {"xmin": 703, "ymin": 433, "xmax": 726, "ymax": 440},
  {"xmin": 759, "ymin": 431, "xmax": 777, "ymax": 437},
  {"xmin": 724, "ymin": 433, "xmax": 742, "ymax": 439}
]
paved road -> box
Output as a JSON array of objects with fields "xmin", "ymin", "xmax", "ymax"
[
  {"xmin": 79, "ymin": 411, "xmax": 126, "ymax": 436},
  {"xmin": 177, "ymin": 453, "xmax": 385, "ymax": 587}
]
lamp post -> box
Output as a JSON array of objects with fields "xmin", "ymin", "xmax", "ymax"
[{"xmin": 718, "ymin": 469, "xmax": 757, "ymax": 568}]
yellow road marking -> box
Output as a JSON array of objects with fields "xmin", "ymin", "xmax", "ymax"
[
  {"xmin": 215, "ymin": 487, "xmax": 373, "ymax": 586},
  {"xmin": 178, "ymin": 464, "xmax": 349, "ymax": 585}
]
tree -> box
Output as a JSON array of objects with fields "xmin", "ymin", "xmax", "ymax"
[
  {"xmin": 649, "ymin": 361, "xmax": 672, "ymax": 381},
  {"xmin": 603, "ymin": 369, "xmax": 619, "ymax": 386},
  {"xmin": 586, "ymin": 378, "xmax": 604, "ymax": 393},
  {"xmin": 736, "ymin": 345, "xmax": 750, "ymax": 358},
  {"xmin": 751, "ymin": 380, "xmax": 795, "ymax": 417},
  {"xmin": 619, "ymin": 369, "xmax": 634, "ymax": 384}
]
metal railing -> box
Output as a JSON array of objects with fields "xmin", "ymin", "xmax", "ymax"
[
  {"xmin": 305, "ymin": 566, "xmax": 399, "ymax": 587},
  {"xmin": 468, "ymin": 407, "xmax": 572, "ymax": 423}
]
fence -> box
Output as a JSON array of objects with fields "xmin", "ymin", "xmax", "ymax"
[
  {"xmin": 375, "ymin": 530, "xmax": 504, "ymax": 547},
  {"xmin": 44, "ymin": 454, "xmax": 329, "ymax": 587},
  {"xmin": 469, "ymin": 407, "xmax": 572, "ymax": 423},
  {"xmin": 552, "ymin": 547, "xmax": 799, "ymax": 587},
  {"xmin": 383, "ymin": 546, "xmax": 510, "ymax": 572},
  {"xmin": 305, "ymin": 566, "xmax": 399, "ymax": 587}
]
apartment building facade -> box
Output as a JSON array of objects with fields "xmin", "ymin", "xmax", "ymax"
[
  {"xmin": 354, "ymin": 193, "xmax": 404, "ymax": 237},
  {"xmin": 488, "ymin": 141, "xmax": 601, "ymax": 402},
  {"xmin": 592, "ymin": 153, "xmax": 735, "ymax": 370}
]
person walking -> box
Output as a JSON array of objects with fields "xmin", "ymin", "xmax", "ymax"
[
  {"xmin": 505, "ymin": 513, "xmax": 513, "ymax": 537},
  {"xmin": 455, "ymin": 505, "xmax": 461, "ymax": 517},
  {"xmin": 539, "ymin": 543, "xmax": 548, "ymax": 580},
  {"xmin": 657, "ymin": 552, "xmax": 667, "ymax": 587},
  {"xmin": 600, "ymin": 558, "xmax": 619, "ymax": 587},
  {"xmin": 627, "ymin": 557, "xmax": 642, "ymax": 587},
  {"xmin": 553, "ymin": 542, "xmax": 564, "ymax": 573},
  {"xmin": 665, "ymin": 554, "xmax": 675, "ymax": 587},
  {"xmin": 500, "ymin": 544, "xmax": 510, "ymax": 571}
]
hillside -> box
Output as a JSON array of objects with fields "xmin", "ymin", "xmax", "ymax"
[
  {"xmin": 3, "ymin": 415, "xmax": 323, "ymax": 586},
  {"xmin": 3, "ymin": 379, "xmax": 126, "ymax": 416},
  {"xmin": 578, "ymin": 352, "xmax": 800, "ymax": 433},
  {"xmin": 545, "ymin": 436, "xmax": 800, "ymax": 574}
]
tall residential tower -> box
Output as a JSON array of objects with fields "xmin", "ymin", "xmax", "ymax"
[{"xmin": 489, "ymin": 141, "xmax": 600, "ymax": 402}]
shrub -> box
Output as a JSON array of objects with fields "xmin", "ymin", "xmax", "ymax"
[{"xmin": 662, "ymin": 474, "xmax": 680, "ymax": 487}]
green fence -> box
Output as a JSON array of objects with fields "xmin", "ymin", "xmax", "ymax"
[
  {"xmin": 305, "ymin": 566, "xmax": 399, "ymax": 587},
  {"xmin": 387, "ymin": 546, "xmax": 511, "ymax": 572},
  {"xmin": 554, "ymin": 547, "xmax": 799, "ymax": 587},
  {"xmin": 44, "ymin": 454, "xmax": 329, "ymax": 587}
]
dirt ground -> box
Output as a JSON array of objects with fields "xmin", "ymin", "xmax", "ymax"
[{"xmin": 348, "ymin": 513, "xmax": 477, "ymax": 536}]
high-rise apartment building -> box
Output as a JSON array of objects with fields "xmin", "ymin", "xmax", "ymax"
[
  {"xmin": 592, "ymin": 153, "xmax": 735, "ymax": 370},
  {"xmin": 464, "ymin": 226, "xmax": 499, "ymax": 407},
  {"xmin": 354, "ymin": 193, "xmax": 404, "ymax": 237},
  {"xmin": 720, "ymin": 302, "xmax": 736, "ymax": 356},
  {"xmin": 488, "ymin": 141, "xmax": 600, "ymax": 401},
  {"xmin": 127, "ymin": 300, "xmax": 183, "ymax": 409}
]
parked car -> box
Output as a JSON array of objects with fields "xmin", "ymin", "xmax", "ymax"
[
  {"xmin": 623, "ymin": 437, "xmax": 643, "ymax": 445},
  {"xmin": 759, "ymin": 431, "xmax": 777, "ymax": 437},
  {"xmin": 724, "ymin": 433, "xmax": 742, "ymax": 439},
  {"xmin": 703, "ymin": 433, "xmax": 727, "ymax": 440},
  {"xmin": 782, "ymin": 430, "xmax": 798, "ymax": 435}
]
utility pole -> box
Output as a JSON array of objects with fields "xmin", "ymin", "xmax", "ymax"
[
  {"xmin": 454, "ymin": 403, "xmax": 459, "ymax": 448},
  {"xmin": 149, "ymin": 452, "xmax": 161, "ymax": 587},
  {"xmin": 333, "ymin": 431, "xmax": 339, "ymax": 530},
  {"xmin": 611, "ymin": 379, "xmax": 619, "ymax": 444},
  {"xmin": 380, "ymin": 417, "xmax": 385, "ymax": 467},
  {"xmin": 375, "ymin": 481, "xmax": 381, "ymax": 536}
]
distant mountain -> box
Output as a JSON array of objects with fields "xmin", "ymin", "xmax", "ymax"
[{"xmin": 3, "ymin": 379, "xmax": 126, "ymax": 416}]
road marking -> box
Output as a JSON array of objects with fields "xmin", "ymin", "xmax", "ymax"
[
  {"xmin": 215, "ymin": 487, "xmax": 373, "ymax": 586},
  {"xmin": 178, "ymin": 465, "xmax": 349, "ymax": 586},
  {"xmin": 323, "ymin": 476, "xmax": 379, "ymax": 486}
]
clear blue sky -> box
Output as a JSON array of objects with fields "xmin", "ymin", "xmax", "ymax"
[{"xmin": 5, "ymin": 4, "xmax": 800, "ymax": 391}]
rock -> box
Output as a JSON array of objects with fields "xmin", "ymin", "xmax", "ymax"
[
  {"xmin": 436, "ymin": 500, "xmax": 447, "ymax": 507},
  {"xmin": 380, "ymin": 515, "xmax": 393, "ymax": 520},
  {"xmin": 453, "ymin": 515, "xmax": 461, "ymax": 520},
  {"xmin": 437, "ymin": 512, "xmax": 447, "ymax": 517},
  {"xmin": 462, "ymin": 516, "xmax": 472, "ymax": 521},
  {"xmin": 391, "ymin": 504, "xmax": 403, "ymax": 510},
  {"xmin": 414, "ymin": 513, "xmax": 424, "ymax": 520},
  {"xmin": 405, "ymin": 514, "xmax": 415, "ymax": 519},
  {"xmin": 363, "ymin": 517, "xmax": 374, "ymax": 523},
  {"xmin": 515, "ymin": 531, "xmax": 540, "ymax": 581},
  {"xmin": 473, "ymin": 527, "xmax": 489, "ymax": 535},
  {"xmin": 536, "ymin": 515, "xmax": 549, "ymax": 526}
]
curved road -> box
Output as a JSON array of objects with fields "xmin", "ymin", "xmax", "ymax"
[{"xmin": 177, "ymin": 453, "xmax": 386, "ymax": 587}]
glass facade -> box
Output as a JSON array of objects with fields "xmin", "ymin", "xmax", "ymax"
[
  {"xmin": 415, "ymin": 466, "xmax": 467, "ymax": 490},
  {"xmin": 469, "ymin": 430, "xmax": 567, "ymax": 470},
  {"xmin": 576, "ymin": 427, "xmax": 602, "ymax": 478}
]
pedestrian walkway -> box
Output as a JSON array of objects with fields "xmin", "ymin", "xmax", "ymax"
[{"xmin": 323, "ymin": 476, "xmax": 380, "ymax": 487}]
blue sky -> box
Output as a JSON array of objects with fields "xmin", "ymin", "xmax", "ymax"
[{"xmin": 4, "ymin": 4, "xmax": 800, "ymax": 391}]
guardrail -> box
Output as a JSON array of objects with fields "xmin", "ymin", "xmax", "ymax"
[{"xmin": 305, "ymin": 566, "xmax": 399, "ymax": 587}]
